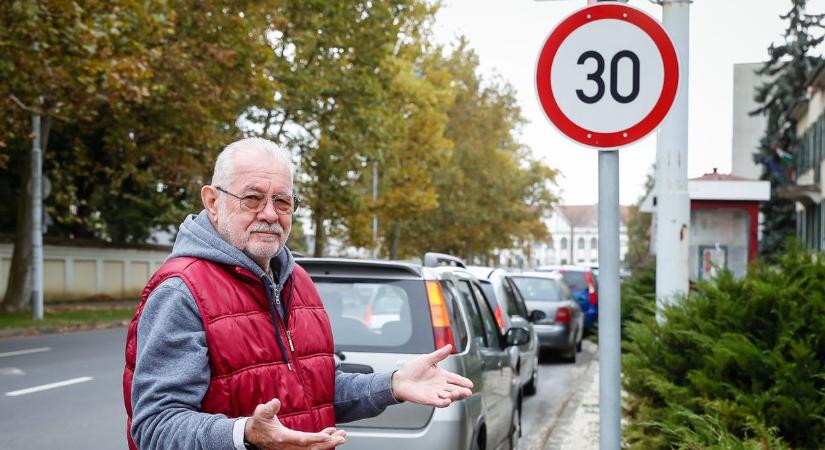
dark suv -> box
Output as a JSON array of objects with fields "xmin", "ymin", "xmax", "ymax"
[{"xmin": 298, "ymin": 253, "xmax": 529, "ymax": 450}]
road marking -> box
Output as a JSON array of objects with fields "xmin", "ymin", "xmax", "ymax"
[
  {"xmin": 0, "ymin": 347, "xmax": 51, "ymax": 358},
  {"xmin": 5, "ymin": 376, "xmax": 93, "ymax": 397},
  {"xmin": 0, "ymin": 367, "xmax": 26, "ymax": 376}
]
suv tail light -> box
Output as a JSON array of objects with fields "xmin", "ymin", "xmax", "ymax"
[
  {"xmin": 426, "ymin": 281, "xmax": 456, "ymax": 353},
  {"xmin": 585, "ymin": 272, "xmax": 597, "ymax": 305},
  {"xmin": 555, "ymin": 306, "xmax": 572, "ymax": 324}
]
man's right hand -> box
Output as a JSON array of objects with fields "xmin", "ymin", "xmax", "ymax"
[{"xmin": 244, "ymin": 398, "xmax": 346, "ymax": 450}]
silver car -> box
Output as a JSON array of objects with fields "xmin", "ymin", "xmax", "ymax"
[
  {"xmin": 299, "ymin": 253, "xmax": 528, "ymax": 450},
  {"xmin": 466, "ymin": 266, "xmax": 541, "ymax": 396},
  {"xmin": 508, "ymin": 272, "xmax": 584, "ymax": 364}
]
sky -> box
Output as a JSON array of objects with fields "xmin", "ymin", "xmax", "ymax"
[{"xmin": 433, "ymin": 0, "xmax": 825, "ymax": 206}]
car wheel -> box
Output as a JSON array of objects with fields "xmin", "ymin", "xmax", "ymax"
[
  {"xmin": 508, "ymin": 407, "xmax": 521, "ymax": 450},
  {"xmin": 563, "ymin": 346, "xmax": 577, "ymax": 364},
  {"xmin": 523, "ymin": 366, "xmax": 537, "ymax": 396}
]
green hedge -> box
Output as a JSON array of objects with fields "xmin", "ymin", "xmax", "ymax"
[{"xmin": 621, "ymin": 249, "xmax": 825, "ymax": 449}]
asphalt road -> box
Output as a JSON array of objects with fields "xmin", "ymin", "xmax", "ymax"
[
  {"xmin": 519, "ymin": 340, "xmax": 598, "ymax": 450},
  {"xmin": 0, "ymin": 328, "xmax": 128, "ymax": 450},
  {"xmin": 0, "ymin": 328, "xmax": 594, "ymax": 450}
]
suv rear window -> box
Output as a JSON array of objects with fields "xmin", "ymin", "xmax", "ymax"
[
  {"xmin": 313, "ymin": 278, "xmax": 435, "ymax": 354},
  {"xmin": 560, "ymin": 271, "xmax": 588, "ymax": 291},
  {"xmin": 510, "ymin": 277, "xmax": 565, "ymax": 302}
]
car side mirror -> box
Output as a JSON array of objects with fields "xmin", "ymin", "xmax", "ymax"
[
  {"xmin": 506, "ymin": 326, "xmax": 531, "ymax": 347},
  {"xmin": 528, "ymin": 310, "xmax": 546, "ymax": 323}
]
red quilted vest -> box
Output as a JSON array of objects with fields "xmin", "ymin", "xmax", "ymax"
[{"xmin": 123, "ymin": 257, "xmax": 335, "ymax": 449}]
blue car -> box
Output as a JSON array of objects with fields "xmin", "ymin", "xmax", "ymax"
[{"xmin": 537, "ymin": 265, "xmax": 598, "ymax": 332}]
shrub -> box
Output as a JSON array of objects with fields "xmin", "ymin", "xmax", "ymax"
[{"xmin": 622, "ymin": 248, "xmax": 825, "ymax": 449}]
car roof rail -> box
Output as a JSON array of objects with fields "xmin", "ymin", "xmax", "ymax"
[{"xmin": 423, "ymin": 252, "xmax": 466, "ymax": 268}]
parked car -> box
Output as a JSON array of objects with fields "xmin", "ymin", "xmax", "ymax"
[
  {"xmin": 467, "ymin": 265, "xmax": 541, "ymax": 396},
  {"xmin": 537, "ymin": 265, "xmax": 598, "ymax": 332},
  {"xmin": 508, "ymin": 272, "xmax": 584, "ymax": 363},
  {"xmin": 298, "ymin": 253, "xmax": 529, "ymax": 450}
]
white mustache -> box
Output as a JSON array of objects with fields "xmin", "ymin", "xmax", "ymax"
[{"xmin": 248, "ymin": 223, "xmax": 284, "ymax": 234}]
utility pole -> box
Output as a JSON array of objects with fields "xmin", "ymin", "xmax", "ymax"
[
  {"xmin": 654, "ymin": 0, "xmax": 691, "ymax": 318},
  {"xmin": 31, "ymin": 113, "xmax": 44, "ymax": 321},
  {"xmin": 371, "ymin": 161, "xmax": 378, "ymax": 259}
]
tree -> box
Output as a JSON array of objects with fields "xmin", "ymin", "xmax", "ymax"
[
  {"xmin": 751, "ymin": 0, "xmax": 825, "ymax": 259},
  {"xmin": 624, "ymin": 167, "xmax": 655, "ymax": 272},
  {"xmin": 248, "ymin": 1, "xmax": 436, "ymax": 256},
  {"xmin": 0, "ymin": 1, "xmax": 278, "ymax": 312},
  {"xmin": 398, "ymin": 40, "xmax": 558, "ymax": 260}
]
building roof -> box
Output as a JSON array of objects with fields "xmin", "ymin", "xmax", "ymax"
[
  {"xmin": 557, "ymin": 204, "xmax": 629, "ymax": 227},
  {"xmin": 690, "ymin": 168, "xmax": 754, "ymax": 181},
  {"xmin": 640, "ymin": 169, "xmax": 771, "ymax": 212}
]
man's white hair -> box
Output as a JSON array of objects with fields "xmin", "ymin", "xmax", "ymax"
[{"xmin": 211, "ymin": 137, "xmax": 295, "ymax": 188}]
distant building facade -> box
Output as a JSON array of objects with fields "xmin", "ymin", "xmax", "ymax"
[
  {"xmin": 527, "ymin": 205, "xmax": 629, "ymax": 267},
  {"xmin": 731, "ymin": 62, "xmax": 770, "ymax": 180},
  {"xmin": 785, "ymin": 63, "xmax": 825, "ymax": 251}
]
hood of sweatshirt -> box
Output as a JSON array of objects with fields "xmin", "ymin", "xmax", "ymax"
[{"xmin": 167, "ymin": 209, "xmax": 295, "ymax": 286}]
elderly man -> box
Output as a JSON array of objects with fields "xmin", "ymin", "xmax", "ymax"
[{"xmin": 124, "ymin": 138, "xmax": 473, "ymax": 450}]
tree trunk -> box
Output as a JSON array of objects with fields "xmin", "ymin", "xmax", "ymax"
[
  {"xmin": 1, "ymin": 114, "xmax": 50, "ymax": 313},
  {"xmin": 389, "ymin": 221, "xmax": 401, "ymax": 260},
  {"xmin": 313, "ymin": 209, "xmax": 326, "ymax": 257}
]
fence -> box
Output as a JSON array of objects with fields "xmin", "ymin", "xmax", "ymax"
[{"xmin": 0, "ymin": 238, "xmax": 172, "ymax": 301}]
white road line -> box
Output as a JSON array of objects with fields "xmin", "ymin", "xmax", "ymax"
[
  {"xmin": 0, "ymin": 347, "xmax": 52, "ymax": 358},
  {"xmin": 0, "ymin": 367, "xmax": 26, "ymax": 376},
  {"xmin": 5, "ymin": 376, "xmax": 94, "ymax": 397}
]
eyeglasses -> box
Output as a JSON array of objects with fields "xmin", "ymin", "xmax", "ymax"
[{"xmin": 215, "ymin": 186, "xmax": 300, "ymax": 215}]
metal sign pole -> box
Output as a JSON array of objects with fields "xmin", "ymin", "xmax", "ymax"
[{"xmin": 598, "ymin": 149, "xmax": 620, "ymax": 450}]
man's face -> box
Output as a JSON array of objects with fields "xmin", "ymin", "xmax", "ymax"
[{"xmin": 212, "ymin": 151, "xmax": 293, "ymax": 265}]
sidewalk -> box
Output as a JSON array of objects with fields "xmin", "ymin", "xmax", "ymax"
[{"xmin": 542, "ymin": 349, "xmax": 601, "ymax": 450}]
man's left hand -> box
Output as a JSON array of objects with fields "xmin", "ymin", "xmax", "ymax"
[{"xmin": 391, "ymin": 344, "xmax": 474, "ymax": 407}]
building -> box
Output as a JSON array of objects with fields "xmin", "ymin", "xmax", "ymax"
[
  {"xmin": 731, "ymin": 62, "xmax": 771, "ymax": 180},
  {"xmin": 642, "ymin": 170, "xmax": 770, "ymax": 280},
  {"xmin": 784, "ymin": 63, "xmax": 825, "ymax": 251},
  {"xmin": 528, "ymin": 204, "xmax": 629, "ymax": 267}
]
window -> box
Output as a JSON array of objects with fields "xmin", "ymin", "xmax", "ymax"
[
  {"xmin": 578, "ymin": 238, "xmax": 585, "ymax": 249},
  {"xmin": 456, "ymin": 280, "xmax": 486, "ymax": 347},
  {"xmin": 503, "ymin": 278, "xmax": 529, "ymax": 317},
  {"xmin": 548, "ymin": 237, "xmax": 555, "ymax": 249},
  {"xmin": 468, "ymin": 281, "xmax": 502, "ymax": 348},
  {"xmin": 591, "ymin": 237, "xmax": 597, "ymax": 249},
  {"xmin": 561, "ymin": 238, "xmax": 568, "ymax": 249}
]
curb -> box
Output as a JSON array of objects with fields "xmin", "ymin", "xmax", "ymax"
[{"xmin": 527, "ymin": 342, "xmax": 599, "ymax": 450}]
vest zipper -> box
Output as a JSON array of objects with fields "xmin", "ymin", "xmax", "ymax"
[{"xmin": 264, "ymin": 275, "xmax": 292, "ymax": 371}]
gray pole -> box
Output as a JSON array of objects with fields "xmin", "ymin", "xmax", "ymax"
[
  {"xmin": 655, "ymin": 0, "xmax": 691, "ymax": 319},
  {"xmin": 592, "ymin": 4, "xmax": 622, "ymax": 449},
  {"xmin": 598, "ymin": 150, "xmax": 621, "ymax": 450},
  {"xmin": 31, "ymin": 113, "xmax": 44, "ymax": 321},
  {"xmin": 371, "ymin": 161, "xmax": 378, "ymax": 258}
]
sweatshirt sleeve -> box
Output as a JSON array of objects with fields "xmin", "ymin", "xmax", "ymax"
[
  {"xmin": 130, "ymin": 277, "xmax": 239, "ymax": 450},
  {"xmin": 333, "ymin": 368, "xmax": 402, "ymax": 423}
]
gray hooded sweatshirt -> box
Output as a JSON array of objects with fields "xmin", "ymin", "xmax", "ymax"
[{"xmin": 130, "ymin": 211, "xmax": 399, "ymax": 450}]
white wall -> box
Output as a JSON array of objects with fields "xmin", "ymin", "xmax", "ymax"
[
  {"xmin": 0, "ymin": 242, "xmax": 171, "ymax": 300},
  {"xmin": 731, "ymin": 63, "xmax": 769, "ymax": 180}
]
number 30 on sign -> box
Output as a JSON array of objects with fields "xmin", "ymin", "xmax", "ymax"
[{"xmin": 535, "ymin": 3, "xmax": 679, "ymax": 149}]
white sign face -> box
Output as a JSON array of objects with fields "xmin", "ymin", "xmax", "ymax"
[
  {"xmin": 550, "ymin": 19, "xmax": 664, "ymax": 134},
  {"xmin": 536, "ymin": 3, "xmax": 679, "ymax": 149}
]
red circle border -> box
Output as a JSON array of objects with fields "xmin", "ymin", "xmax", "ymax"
[{"xmin": 535, "ymin": 3, "xmax": 679, "ymax": 149}]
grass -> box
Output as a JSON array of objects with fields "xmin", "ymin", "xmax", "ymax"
[{"xmin": 0, "ymin": 308, "xmax": 135, "ymax": 330}]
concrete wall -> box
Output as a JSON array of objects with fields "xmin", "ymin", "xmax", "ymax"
[
  {"xmin": 0, "ymin": 242, "xmax": 171, "ymax": 300},
  {"xmin": 731, "ymin": 62, "xmax": 769, "ymax": 180}
]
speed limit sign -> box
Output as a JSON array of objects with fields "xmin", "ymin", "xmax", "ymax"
[{"xmin": 536, "ymin": 3, "xmax": 679, "ymax": 149}]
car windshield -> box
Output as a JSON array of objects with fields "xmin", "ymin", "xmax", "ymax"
[
  {"xmin": 510, "ymin": 277, "xmax": 565, "ymax": 302},
  {"xmin": 313, "ymin": 278, "xmax": 434, "ymax": 353}
]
